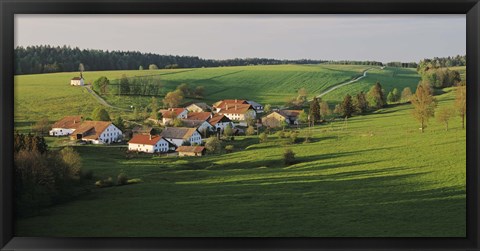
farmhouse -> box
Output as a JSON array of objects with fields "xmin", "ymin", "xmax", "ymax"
[
  {"xmin": 261, "ymin": 110, "xmax": 302, "ymax": 128},
  {"xmin": 70, "ymin": 74, "xmax": 84, "ymax": 86},
  {"xmin": 128, "ymin": 134, "xmax": 172, "ymax": 153},
  {"xmin": 216, "ymin": 103, "xmax": 256, "ymax": 122},
  {"xmin": 176, "ymin": 146, "xmax": 206, "ymax": 157},
  {"xmin": 208, "ymin": 114, "xmax": 234, "ymax": 133},
  {"xmin": 212, "ymin": 99, "xmax": 248, "ymax": 112},
  {"xmin": 185, "ymin": 102, "xmax": 211, "ymax": 112},
  {"xmin": 72, "ymin": 121, "xmax": 122, "ymax": 144},
  {"xmin": 158, "ymin": 108, "xmax": 188, "ymax": 125},
  {"xmin": 49, "ymin": 115, "xmax": 83, "ymax": 136},
  {"xmin": 160, "ymin": 127, "xmax": 202, "ymax": 147}
]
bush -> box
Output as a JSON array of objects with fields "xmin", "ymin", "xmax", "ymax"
[
  {"xmin": 246, "ymin": 126, "xmax": 255, "ymax": 136},
  {"xmin": 95, "ymin": 177, "xmax": 114, "ymax": 188},
  {"xmin": 205, "ymin": 136, "xmax": 223, "ymax": 154},
  {"xmin": 225, "ymin": 145, "xmax": 234, "ymax": 153},
  {"xmin": 117, "ymin": 173, "xmax": 129, "ymax": 186},
  {"xmin": 289, "ymin": 132, "xmax": 298, "ymax": 144},
  {"xmin": 259, "ymin": 132, "xmax": 268, "ymax": 143},
  {"xmin": 283, "ymin": 149, "xmax": 296, "ymax": 166},
  {"xmin": 275, "ymin": 131, "xmax": 285, "ymax": 139}
]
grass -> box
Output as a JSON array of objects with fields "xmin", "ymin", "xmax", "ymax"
[
  {"xmin": 15, "ymin": 86, "xmax": 466, "ymax": 237},
  {"xmin": 14, "ymin": 64, "xmax": 370, "ymax": 126}
]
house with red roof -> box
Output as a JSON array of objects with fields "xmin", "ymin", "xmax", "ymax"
[
  {"xmin": 158, "ymin": 108, "xmax": 188, "ymax": 125},
  {"xmin": 49, "ymin": 115, "xmax": 83, "ymax": 136},
  {"xmin": 208, "ymin": 114, "xmax": 234, "ymax": 133},
  {"xmin": 71, "ymin": 121, "xmax": 123, "ymax": 144},
  {"xmin": 128, "ymin": 134, "xmax": 173, "ymax": 153},
  {"xmin": 70, "ymin": 73, "xmax": 84, "ymax": 86}
]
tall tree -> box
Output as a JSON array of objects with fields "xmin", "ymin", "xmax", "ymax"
[
  {"xmin": 411, "ymin": 82, "xmax": 437, "ymax": 132},
  {"xmin": 401, "ymin": 87, "xmax": 413, "ymax": 102},
  {"xmin": 354, "ymin": 91, "xmax": 368, "ymax": 113},
  {"xmin": 308, "ymin": 97, "xmax": 321, "ymax": 126},
  {"xmin": 93, "ymin": 76, "xmax": 110, "ymax": 95},
  {"xmin": 341, "ymin": 94, "xmax": 355, "ymax": 118},
  {"xmin": 436, "ymin": 107, "xmax": 455, "ymax": 131},
  {"xmin": 455, "ymin": 85, "xmax": 466, "ymax": 129},
  {"xmin": 150, "ymin": 97, "xmax": 158, "ymax": 118},
  {"xmin": 163, "ymin": 90, "xmax": 184, "ymax": 108},
  {"xmin": 392, "ymin": 88, "xmax": 400, "ymax": 102},
  {"xmin": 319, "ymin": 101, "xmax": 331, "ymax": 120},
  {"xmin": 367, "ymin": 82, "xmax": 386, "ymax": 109},
  {"xmin": 32, "ymin": 117, "xmax": 51, "ymax": 136}
]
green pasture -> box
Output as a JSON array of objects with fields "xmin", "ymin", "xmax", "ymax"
[{"xmin": 15, "ymin": 87, "xmax": 466, "ymax": 237}]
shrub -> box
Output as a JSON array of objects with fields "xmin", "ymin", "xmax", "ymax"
[
  {"xmin": 205, "ymin": 136, "xmax": 223, "ymax": 154},
  {"xmin": 289, "ymin": 132, "xmax": 298, "ymax": 144},
  {"xmin": 225, "ymin": 145, "xmax": 234, "ymax": 153},
  {"xmin": 246, "ymin": 126, "xmax": 255, "ymax": 136},
  {"xmin": 283, "ymin": 149, "xmax": 296, "ymax": 166},
  {"xmin": 117, "ymin": 173, "xmax": 129, "ymax": 186},
  {"xmin": 275, "ymin": 130, "xmax": 285, "ymax": 139}
]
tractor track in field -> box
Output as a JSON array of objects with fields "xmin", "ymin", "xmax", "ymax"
[
  {"xmin": 315, "ymin": 67, "xmax": 380, "ymax": 99},
  {"xmin": 83, "ymin": 85, "xmax": 130, "ymax": 111}
]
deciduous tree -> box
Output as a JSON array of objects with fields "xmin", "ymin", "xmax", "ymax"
[
  {"xmin": 411, "ymin": 82, "xmax": 437, "ymax": 132},
  {"xmin": 455, "ymin": 85, "xmax": 466, "ymax": 129},
  {"xmin": 341, "ymin": 94, "xmax": 355, "ymax": 118},
  {"xmin": 436, "ymin": 107, "xmax": 455, "ymax": 131}
]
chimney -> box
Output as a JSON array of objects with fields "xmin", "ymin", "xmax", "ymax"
[
  {"xmin": 149, "ymin": 134, "xmax": 152, "ymax": 140},
  {"xmin": 235, "ymin": 99, "xmax": 237, "ymax": 103},
  {"xmin": 210, "ymin": 113, "xmax": 213, "ymax": 119},
  {"xmin": 226, "ymin": 104, "xmax": 229, "ymax": 110}
]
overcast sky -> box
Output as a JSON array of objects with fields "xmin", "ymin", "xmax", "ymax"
[{"xmin": 14, "ymin": 14, "xmax": 465, "ymax": 62}]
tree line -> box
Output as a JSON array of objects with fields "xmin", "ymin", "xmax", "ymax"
[{"xmin": 14, "ymin": 45, "xmax": 329, "ymax": 75}]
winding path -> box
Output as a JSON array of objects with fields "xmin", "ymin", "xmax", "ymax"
[
  {"xmin": 316, "ymin": 67, "xmax": 378, "ymax": 98},
  {"xmin": 83, "ymin": 85, "xmax": 130, "ymax": 111}
]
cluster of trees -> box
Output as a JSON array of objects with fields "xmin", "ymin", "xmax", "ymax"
[
  {"xmin": 162, "ymin": 83, "xmax": 205, "ymax": 108},
  {"xmin": 417, "ymin": 55, "xmax": 466, "ymax": 71},
  {"xmin": 418, "ymin": 68, "xmax": 462, "ymax": 88},
  {"xmin": 112, "ymin": 75, "xmax": 164, "ymax": 96},
  {"xmin": 325, "ymin": 60, "xmax": 383, "ymax": 66},
  {"xmin": 14, "ymin": 45, "xmax": 329, "ymax": 75},
  {"xmin": 385, "ymin": 62, "xmax": 418, "ymax": 68},
  {"xmin": 410, "ymin": 81, "xmax": 466, "ymax": 132},
  {"xmin": 14, "ymin": 134, "xmax": 91, "ymax": 216}
]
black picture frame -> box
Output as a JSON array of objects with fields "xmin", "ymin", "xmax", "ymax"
[{"xmin": 1, "ymin": 0, "xmax": 479, "ymax": 250}]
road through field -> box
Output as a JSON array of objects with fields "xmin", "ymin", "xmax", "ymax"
[
  {"xmin": 84, "ymin": 85, "xmax": 130, "ymax": 111},
  {"xmin": 316, "ymin": 67, "xmax": 379, "ymax": 98}
]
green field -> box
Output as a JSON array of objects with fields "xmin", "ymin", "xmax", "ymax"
[
  {"xmin": 14, "ymin": 65, "xmax": 466, "ymax": 237},
  {"xmin": 14, "ymin": 64, "xmax": 369, "ymax": 125}
]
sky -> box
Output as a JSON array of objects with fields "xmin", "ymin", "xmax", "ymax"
[{"xmin": 14, "ymin": 14, "xmax": 466, "ymax": 63}]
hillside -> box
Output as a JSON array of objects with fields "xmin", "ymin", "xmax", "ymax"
[{"xmin": 15, "ymin": 87, "xmax": 466, "ymax": 237}]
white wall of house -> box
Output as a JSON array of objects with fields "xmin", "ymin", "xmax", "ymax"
[
  {"xmin": 49, "ymin": 128, "xmax": 75, "ymax": 136},
  {"xmin": 223, "ymin": 109, "xmax": 256, "ymax": 122},
  {"xmin": 164, "ymin": 131, "xmax": 202, "ymax": 147},
  {"xmin": 128, "ymin": 139, "xmax": 169, "ymax": 153},
  {"xmin": 162, "ymin": 110, "xmax": 188, "ymax": 125},
  {"xmin": 97, "ymin": 124, "xmax": 123, "ymax": 144},
  {"xmin": 213, "ymin": 121, "xmax": 234, "ymax": 132},
  {"xmin": 70, "ymin": 79, "xmax": 84, "ymax": 86}
]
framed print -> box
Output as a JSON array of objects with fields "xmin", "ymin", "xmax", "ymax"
[{"xmin": 1, "ymin": 0, "xmax": 479, "ymax": 250}]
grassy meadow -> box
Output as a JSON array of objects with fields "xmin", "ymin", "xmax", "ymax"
[{"xmin": 14, "ymin": 64, "xmax": 466, "ymax": 237}]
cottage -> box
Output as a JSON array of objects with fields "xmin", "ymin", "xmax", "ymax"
[
  {"xmin": 70, "ymin": 74, "xmax": 85, "ymax": 86},
  {"xmin": 128, "ymin": 134, "xmax": 172, "ymax": 153},
  {"xmin": 208, "ymin": 114, "xmax": 234, "ymax": 133},
  {"xmin": 49, "ymin": 115, "xmax": 83, "ymax": 136},
  {"xmin": 158, "ymin": 108, "xmax": 188, "ymax": 125},
  {"xmin": 72, "ymin": 121, "xmax": 122, "ymax": 144},
  {"xmin": 212, "ymin": 99, "xmax": 248, "ymax": 113},
  {"xmin": 160, "ymin": 127, "xmax": 202, "ymax": 147},
  {"xmin": 176, "ymin": 146, "xmax": 206, "ymax": 157},
  {"xmin": 261, "ymin": 110, "xmax": 302, "ymax": 128},
  {"xmin": 185, "ymin": 102, "xmax": 212, "ymax": 112}
]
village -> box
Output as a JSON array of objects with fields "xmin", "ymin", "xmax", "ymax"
[{"xmin": 48, "ymin": 75, "xmax": 303, "ymax": 157}]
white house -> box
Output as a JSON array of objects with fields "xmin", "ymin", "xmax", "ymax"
[
  {"xmin": 158, "ymin": 108, "xmax": 188, "ymax": 125},
  {"xmin": 70, "ymin": 75, "xmax": 84, "ymax": 86},
  {"xmin": 216, "ymin": 104, "xmax": 256, "ymax": 122},
  {"xmin": 160, "ymin": 127, "xmax": 202, "ymax": 147},
  {"xmin": 181, "ymin": 120, "xmax": 212, "ymax": 137},
  {"xmin": 208, "ymin": 114, "xmax": 234, "ymax": 133},
  {"xmin": 72, "ymin": 121, "xmax": 122, "ymax": 144},
  {"xmin": 128, "ymin": 134, "xmax": 171, "ymax": 153},
  {"xmin": 49, "ymin": 115, "xmax": 83, "ymax": 136}
]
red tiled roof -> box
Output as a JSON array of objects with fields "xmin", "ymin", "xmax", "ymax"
[
  {"xmin": 208, "ymin": 114, "xmax": 231, "ymax": 126},
  {"xmin": 217, "ymin": 104, "xmax": 254, "ymax": 115},
  {"xmin": 212, "ymin": 99, "xmax": 248, "ymax": 108},
  {"xmin": 74, "ymin": 121, "xmax": 112, "ymax": 140},
  {"xmin": 159, "ymin": 108, "xmax": 186, "ymax": 118},
  {"xmin": 176, "ymin": 146, "xmax": 205, "ymax": 153},
  {"xmin": 186, "ymin": 112, "xmax": 211, "ymax": 121},
  {"xmin": 52, "ymin": 116, "xmax": 83, "ymax": 129},
  {"xmin": 128, "ymin": 134, "xmax": 163, "ymax": 145}
]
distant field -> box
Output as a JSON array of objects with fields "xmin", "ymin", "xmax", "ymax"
[
  {"xmin": 14, "ymin": 64, "xmax": 370, "ymax": 126},
  {"xmin": 321, "ymin": 67, "xmax": 421, "ymax": 103},
  {"xmin": 16, "ymin": 87, "xmax": 466, "ymax": 237}
]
